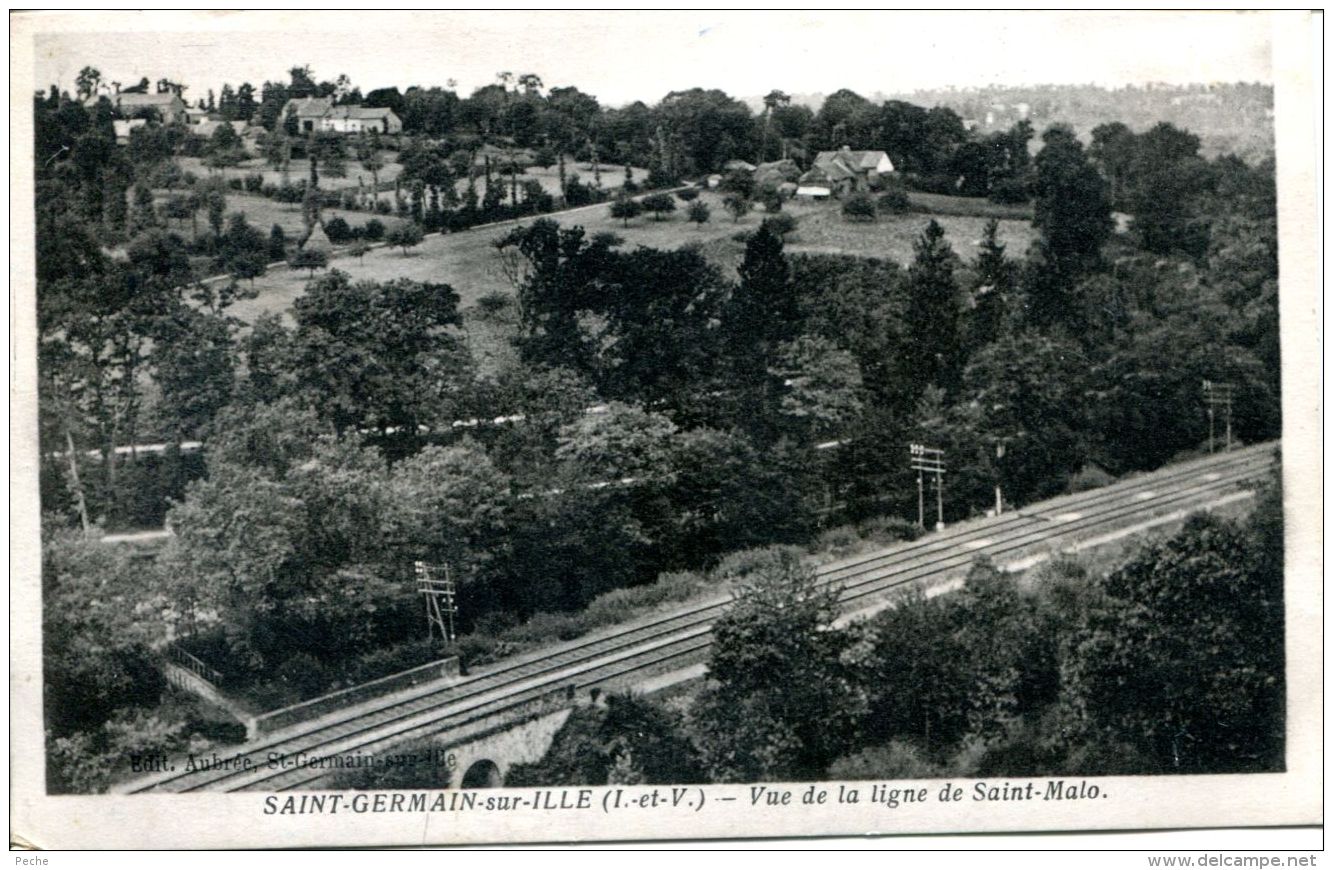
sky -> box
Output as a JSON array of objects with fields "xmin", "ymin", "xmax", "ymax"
[{"xmin": 25, "ymin": 10, "xmax": 1274, "ymax": 107}]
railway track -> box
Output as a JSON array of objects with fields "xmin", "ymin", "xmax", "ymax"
[{"xmin": 121, "ymin": 443, "xmax": 1276, "ymax": 793}]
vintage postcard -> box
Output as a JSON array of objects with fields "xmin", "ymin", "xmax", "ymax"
[{"xmin": 9, "ymin": 9, "xmax": 1322, "ymax": 850}]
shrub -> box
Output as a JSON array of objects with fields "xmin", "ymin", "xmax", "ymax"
[
  {"xmin": 762, "ymin": 212, "xmax": 798, "ymax": 238},
  {"xmin": 720, "ymin": 169, "xmax": 755, "ymax": 198},
  {"xmin": 722, "ymin": 193, "xmax": 750, "ymax": 223},
  {"xmin": 816, "ymin": 525, "xmax": 863, "ymax": 558},
  {"xmin": 272, "ymin": 652, "xmax": 333, "ymax": 701},
  {"xmin": 731, "ymin": 230, "xmax": 753, "ymax": 243},
  {"xmin": 227, "ymin": 178, "xmax": 244, "ymax": 192},
  {"xmin": 341, "ymin": 638, "xmax": 439, "ymax": 686},
  {"xmin": 877, "ymin": 188, "xmax": 912, "ymax": 215},
  {"xmin": 686, "ymin": 200, "xmax": 711, "ymax": 226},
  {"xmin": 582, "ymin": 571, "xmax": 706, "ymax": 627},
  {"xmin": 709, "ymin": 545, "xmax": 807, "ymax": 585},
  {"xmin": 676, "ymin": 187, "xmax": 700, "ymax": 202},
  {"xmin": 855, "ymin": 516, "xmax": 921, "ymax": 546},
  {"xmin": 501, "ymin": 611, "xmax": 589, "ymax": 645},
  {"xmin": 244, "ymin": 173, "xmax": 264, "ymax": 193},
  {"xmin": 375, "ymin": 199, "xmax": 392, "ymax": 215},
  {"xmin": 362, "ymin": 218, "xmax": 386, "ymax": 241},
  {"xmin": 323, "ymin": 216, "xmax": 352, "ymax": 244},
  {"xmin": 476, "ymin": 291, "xmax": 514, "ymax": 316},
  {"xmin": 842, "ymin": 192, "xmax": 877, "ymax": 222},
  {"xmin": 447, "ymin": 634, "xmax": 515, "ymax": 672},
  {"xmin": 1067, "ymin": 463, "xmax": 1115, "ymax": 493},
  {"xmin": 759, "ymin": 188, "xmax": 783, "ymax": 213}
]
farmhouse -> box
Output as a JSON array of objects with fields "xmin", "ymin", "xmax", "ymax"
[
  {"xmin": 281, "ymin": 97, "xmax": 403, "ymax": 135},
  {"xmin": 87, "ymin": 91, "xmax": 188, "ymax": 125},
  {"xmin": 797, "ymin": 146, "xmax": 895, "ymax": 197},
  {"xmin": 322, "ymin": 105, "xmax": 403, "ymax": 135},
  {"xmin": 282, "ymin": 97, "xmax": 336, "ymax": 133}
]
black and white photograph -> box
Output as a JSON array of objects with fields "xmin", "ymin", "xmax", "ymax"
[{"xmin": 9, "ymin": 9, "xmax": 1321, "ymax": 850}]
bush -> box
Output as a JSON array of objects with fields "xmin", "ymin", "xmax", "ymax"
[
  {"xmin": 762, "ymin": 212, "xmax": 798, "ymax": 238},
  {"xmin": 722, "ymin": 193, "xmax": 750, "ymax": 223},
  {"xmin": 244, "ymin": 173, "xmax": 264, "ymax": 193},
  {"xmin": 227, "ymin": 178, "xmax": 244, "ymax": 191},
  {"xmin": 501, "ymin": 611, "xmax": 589, "ymax": 645},
  {"xmin": 582, "ymin": 571, "xmax": 706, "ymax": 627},
  {"xmin": 676, "ymin": 187, "xmax": 700, "ymax": 202},
  {"xmin": 1067, "ymin": 463, "xmax": 1115, "ymax": 493},
  {"xmin": 709, "ymin": 545, "xmax": 807, "ymax": 585},
  {"xmin": 816, "ymin": 525, "xmax": 863, "ymax": 558},
  {"xmin": 686, "ymin": 200, "xmax": 711, "ymax": 226},
  {"xmin": 842, "ymin": 192, "xmax": 877, "ymax": 222},
  {"xmin": 877, "ymin": 188, "xmax": 911, "ymax": 215},
  {"xmin": 272, "ymin": 652, "xmax": 333, "ymax": 702},
  {"xmin": 855, "ymin": 516, "xmax": 921, "ymax": 546},
  {"xmin": 476, "ymin": 291, "xmax": 514, "ymax": 316},
  {"xmin": 731, "ymin": 230, "xmax": 753, "ymax": 243},
  {"xmin": 759, "ymin": 188, "xmax": 783, "ymax": 213},
  {"xmin": 362, "ymin": 218, "xmax": 386, "ymax": 241},
  {"xmin": 375, "ymin": 199, "xmax": 392, "ymax": 215},
  {"xmin": 447, "ymin": 634, "xmax": 515, "ymax": 673},
  {"xmin": 341, "ymin": 638, "xmax": 439, "ymax": 686},
  {"xmin": 720, "ymin": 169, "xmax": 755, "ymax": 198},
  {"xmin": 323, "ymin": 216, "xmax": 352, "ymax": 244}
]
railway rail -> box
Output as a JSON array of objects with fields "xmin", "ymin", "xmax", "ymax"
[{"xmin": 120, "ymin": 443, "xmax": 1276, "ymax": 793}]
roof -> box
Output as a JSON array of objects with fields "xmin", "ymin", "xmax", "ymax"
[
  {"xmin": 811, "ymin": 148, "xmax": 893, "ymax": 176},
  {"xmin": 329, "ymin": 106, "xmax": 398, "ymax": 121},
  {"xmin": 285, "ymin": 97, "xmax": 335, "ymax": 118},
  {"xmin": 799, "ymin": 162, "xmax": 856, "ymax": 186},
  {"xmin": 723, "ymin": 159, "xmax": 757, "ymax": 171},
  {"xmin": 87, "ymin": 91, "xmax": 183, "ymax": 110}
]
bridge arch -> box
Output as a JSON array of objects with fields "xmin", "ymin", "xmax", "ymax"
[{"xmin": 459, "ymin": 758, "xmax": 503, "ymax": 789}]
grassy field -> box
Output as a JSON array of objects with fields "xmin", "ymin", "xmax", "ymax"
[
  {"xmin": 176, "ymin": 154, "xmax": 406, "ymax": 192},
  {"xmin": 155, "ymin": 190, "xmax": 412, "ymax": 240},
  {"xmin": 227, "ymin": 191, "xmax": 1035, "ymax": 377},
  {"xmin": 905, "ymin": 190, "xmax": 1035, "ymax": 221}
]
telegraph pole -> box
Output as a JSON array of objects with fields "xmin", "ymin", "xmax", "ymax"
[
  {"xmin": 414, "ymin": 560, "xmax": 458, "ymax": 645},
  {"xmin": 1202, "ymin": 380, "xmax": 1235, "ymax": 453},
  {"xmin": 909, "ymin": 444, "xmax": 946, "ymax": 530}
]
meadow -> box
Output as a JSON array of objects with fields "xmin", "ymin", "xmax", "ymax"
[{"xmin": 226, "ymin": 189, "xmax": 1036, "ymax": 377}]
